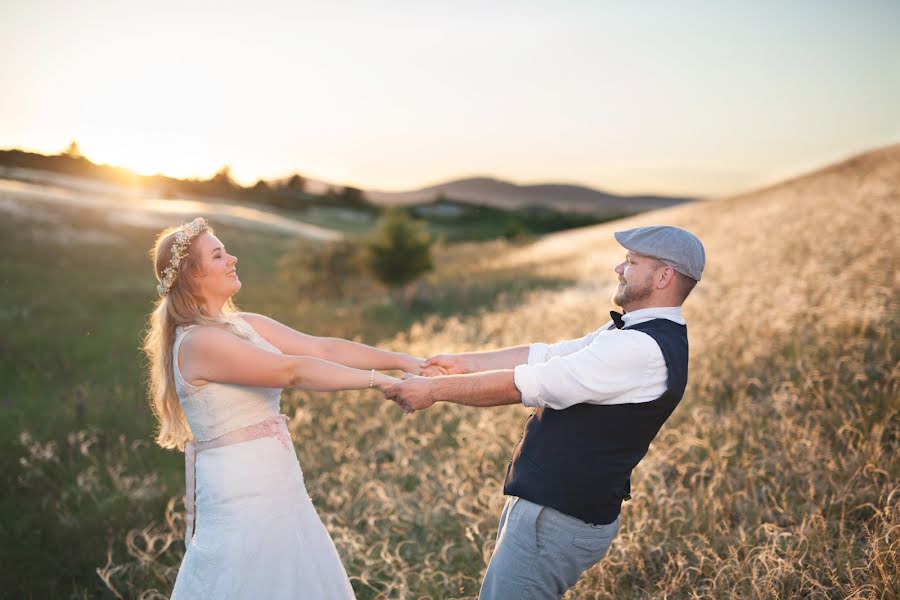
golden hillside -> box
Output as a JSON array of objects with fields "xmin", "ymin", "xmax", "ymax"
[
  {"xmin": 103, "ymin": 145, "xmax": 898, "ymax": 599},
  {"xmin": 387, "ymin": 144, "xmax": 899, "ymax": 598}
]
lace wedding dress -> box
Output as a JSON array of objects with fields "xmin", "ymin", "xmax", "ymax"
[{"xmin": 170, "ymin": 318, "xmax": 355, "ymax": 599}]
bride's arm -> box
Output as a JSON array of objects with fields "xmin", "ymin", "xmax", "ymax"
[
  {"xmin": 240, "ymin": 313, "xmax": 421, "ymax": 373},
  {"xmin": 179, "ymin": 327, "xmax": 399, "ymax": 391}
]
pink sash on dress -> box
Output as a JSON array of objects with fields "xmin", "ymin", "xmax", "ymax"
[{"xmin": 184, "ymin": 415, "xmax": 292, "ymax": 548}]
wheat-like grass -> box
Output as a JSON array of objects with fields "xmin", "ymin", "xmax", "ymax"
[{"xmin": 91, "ymin": 146, "xmax": 899, "ymax": 598}]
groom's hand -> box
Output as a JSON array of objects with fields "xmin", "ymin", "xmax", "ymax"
[
  {"xmin": 384, "ymin": 376, "xmax": 437, "ymax": 413},
  {"xmin": 421, "ymin": 354, "xmax": 470, "ymax": 376}
]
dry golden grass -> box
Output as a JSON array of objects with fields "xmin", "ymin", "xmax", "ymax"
[{"xmin": 101, "ymin": 145, "xmax": 898, "ymax": 598}]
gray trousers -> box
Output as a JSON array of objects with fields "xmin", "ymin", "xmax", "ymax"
[{"xmin": 479, "ymin": 496, "xmax": 619, "ymax": 600}]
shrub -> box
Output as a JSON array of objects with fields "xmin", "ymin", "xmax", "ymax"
[{"xmin": 365, "ymin": 209, "xmax": 434, "ymax": 292}]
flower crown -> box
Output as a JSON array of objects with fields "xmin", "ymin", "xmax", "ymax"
[{"xmin": 157, "ymin": 217, "xmax": 209, "ymax": 297}]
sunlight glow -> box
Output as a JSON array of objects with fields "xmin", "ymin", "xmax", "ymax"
[{"xmin": 1, "ymin": 1, "xmax": 898, "ymax": 196}]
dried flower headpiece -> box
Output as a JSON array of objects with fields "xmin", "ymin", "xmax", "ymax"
[{"xmin": 157, "ymin": 217, "xmax": 209, "ymax": 297}]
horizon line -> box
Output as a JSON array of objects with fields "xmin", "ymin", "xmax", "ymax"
[{"xmin": 4, "ymin": 140, "xmax": 898, "ymax": 202}]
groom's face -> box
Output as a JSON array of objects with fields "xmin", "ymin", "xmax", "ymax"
[{"xmin": 613, "ymin": 251, "xmax": 662, "ymax": 309}]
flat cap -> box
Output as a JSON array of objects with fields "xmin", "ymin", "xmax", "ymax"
[{"xmin": 614, "ymin": 225, "xmax": 706, "ymax": 281}]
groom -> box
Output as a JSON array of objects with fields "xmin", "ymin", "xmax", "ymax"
[{"xmin": 384, "ymin": 225, "xmax": 706, "ymax": 599}]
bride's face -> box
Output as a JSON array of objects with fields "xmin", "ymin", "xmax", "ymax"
[{"xmin": 192, "ymin": 232, "xmax": 241, "ymax": 300}]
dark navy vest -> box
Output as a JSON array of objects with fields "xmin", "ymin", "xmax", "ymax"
[{"xmin": 503, "ymin": 318, "xmax": 688, "ymax": 525}]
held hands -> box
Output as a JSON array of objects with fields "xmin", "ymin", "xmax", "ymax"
[
  {"xmin": 419, "ymin": 354, "xmax": 471, "ymax": 377},
  {"xmin": 399, "ymin": 354, "xmax": 425, "ymax": 376},
  {"xmin": 383, "ymin": 375, "xmax": 437, "ymax": 414},
  {"xmin": 381, "ymin": 353, "xmax": 470, "ymax": 414},
  {"xmin": 372, "ymin": 372, "xmax": 402, "ymax": 393}
]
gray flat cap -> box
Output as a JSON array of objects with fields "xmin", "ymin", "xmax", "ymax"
[{"xmin": 614, "ymin": 225, "xmax": 706, "ymax": 281}]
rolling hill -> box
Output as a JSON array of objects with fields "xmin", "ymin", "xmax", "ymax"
[
  {"xmin": 384, "ymin": 142, "xmax": 899, "ymax": 598},
  {"xmin": 107, "ymin": 142, "xmax": 898, "ymax": 597},
  {"xmin": 365, "ymin": 175, "xmax": 695, "ymax": 216},
  {"xmin": 4, "ymin": 143, "xmax": 897, "ymax": 599}
]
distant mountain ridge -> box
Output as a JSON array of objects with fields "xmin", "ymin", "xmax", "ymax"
[
  {"xmin": 0, "ymin": 147, "xmax": 694, "ymax": 217},
  {"xmin": 364, "ymin": 176, "xmax": 696, "ymax": 216}
]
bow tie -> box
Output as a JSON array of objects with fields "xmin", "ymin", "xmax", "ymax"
[{"xmin": 610, "ymin": 311, "xmax": 625, "ymax": 329}]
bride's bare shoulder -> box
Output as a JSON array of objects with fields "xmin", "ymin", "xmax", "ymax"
[
  {"xmin": 235, "ymin": 312, "xmax": 267, "ymax": 328},
  {"xmin": 234, "ymin": 312, "xmax": 288, "ymax": 338},
  {"xmin": 181, "ymin": 325, "xmax": 239, "ymax": 349}
]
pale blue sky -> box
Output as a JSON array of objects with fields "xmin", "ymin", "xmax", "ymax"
[{"xmin": 1, "ymin": 0, "xmax": 898, "ymax": 196}]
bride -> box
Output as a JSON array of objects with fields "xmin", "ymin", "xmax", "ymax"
[{"xmin": 142, "ymin": 218, "xmax": 418, "ymax": 598}]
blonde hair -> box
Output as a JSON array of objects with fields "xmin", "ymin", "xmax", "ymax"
[{"xmin": 142, "ymin": 221, "xmax": 251, "ymax": 451}]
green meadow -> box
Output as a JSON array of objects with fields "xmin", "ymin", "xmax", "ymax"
[{"xmin": 0, "ymin": 206, "xmax": 282, "ymax": 596}]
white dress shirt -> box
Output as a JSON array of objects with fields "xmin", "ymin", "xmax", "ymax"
[{"xmin": 512, "ymin": 306, "xmax": 685, "ymax": 410}]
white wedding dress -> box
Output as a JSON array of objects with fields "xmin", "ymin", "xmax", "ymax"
[{"xmin": 170, "ymin": 318, "xmax": 356, "ymax": 599}]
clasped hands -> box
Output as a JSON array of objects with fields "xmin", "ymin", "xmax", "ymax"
[{"xmin": 383, "ymin": 354, "xmax": 470, "ymax": 414}]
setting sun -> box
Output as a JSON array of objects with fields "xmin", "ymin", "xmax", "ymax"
[{"xmin": 82, "ymin": 133, "xmax": 226, "ymax": 181}]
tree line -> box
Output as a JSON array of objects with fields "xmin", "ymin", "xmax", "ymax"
[{"xmin": 0, "ymin": 144, "xmax": 370, "ymax": 213}]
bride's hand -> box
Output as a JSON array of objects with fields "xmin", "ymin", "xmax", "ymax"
[
  {"xmin": 398, "ymin": 354, "xmax": 425, "ymax": 376},
  {"xmin": 374, "ymin": 373, "xmax": 401, "ymax": 393}
]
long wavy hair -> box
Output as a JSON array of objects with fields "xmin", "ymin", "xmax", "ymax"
[{"xmin": 142, "ymin": 221, "xmax": 251, "ymax": 451}]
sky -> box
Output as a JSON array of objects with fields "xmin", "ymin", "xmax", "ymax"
[{"xmin": 1, "ymin": 0, "xmax": 898, "ymax": 197}]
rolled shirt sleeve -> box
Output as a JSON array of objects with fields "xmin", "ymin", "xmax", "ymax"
[
  {"xmin": 526, "ymin": 326, "xmax": 608, "ymax": 366},
  {"xmin": 526, "ymin": 343, "xmax": 551, "ymax": 365},
  {"xmin": 514, "ymin": 329, "xmax": 666, "ymax": 410}
]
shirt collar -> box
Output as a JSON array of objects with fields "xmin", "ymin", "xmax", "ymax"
[{"xmin": 621, "ymin": 306, "xmax": 685, "ymax": 327}]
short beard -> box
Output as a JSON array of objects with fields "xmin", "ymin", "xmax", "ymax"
[{"xmin": 613, "ymin": 276, "xmax": 654, "ymax": 310}]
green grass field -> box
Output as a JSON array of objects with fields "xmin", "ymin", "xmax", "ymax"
[{"xmin": 0, "ymin": 203, "xmax": 304, "ymax": 596}]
